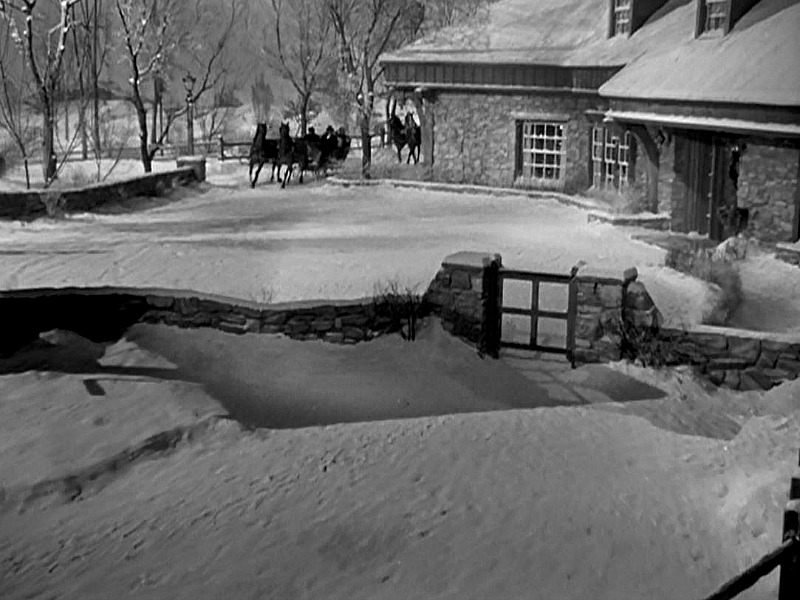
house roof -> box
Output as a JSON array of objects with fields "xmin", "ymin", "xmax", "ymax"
[
  {"xmin": 382, "ymin": 0, "xmax": 705, "ymax": 68},
  {"xmin": 599, "ymin": 0, "xmax": 800, "ymax": 107},
  {"xmin": 382, "ymin": 0, "xmax": 612, "ymax": 66}
]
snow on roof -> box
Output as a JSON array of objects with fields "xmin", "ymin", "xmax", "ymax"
[
  {"xmin": 383, "ymin": 0, "xmax": 612, "ymax": 65},
  {"xmin": 600, "ymin": 0, "xmax": 800, "ymax": 106}
]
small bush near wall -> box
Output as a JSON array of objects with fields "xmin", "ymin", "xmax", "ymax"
[
  {"xmin": 372, "ymin": 281, "xmax": 429, "ymax": 341},
  {"xmin": 664, "ymin": 242, "xmax": 743, "ymax": 326}
]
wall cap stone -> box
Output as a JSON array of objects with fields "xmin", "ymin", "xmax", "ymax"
[
  {"xmin": 443, "ymin": 251, "xmax": 502, "ymax": 269},
  {"xmin": 663, "ymin": 324, "xmax": 800, "ymax": 345}
]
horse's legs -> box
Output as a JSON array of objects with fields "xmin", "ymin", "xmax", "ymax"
[
  {"xmin": 396, "ymin": 145, "xmax": 403, "ymax": 164},
  {"xmin": 252, "ymin": 162, "xmax": 264, "ymax": 188}
]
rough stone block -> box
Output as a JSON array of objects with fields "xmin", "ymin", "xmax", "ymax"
[
  {"xmin": 471, "ymin": 275, "xmax": 483, "ymax": 294},
  {"xmin": 450, "ymin": 270, "xmax": 472, "ymax": 290},
  {"xmin": 343, "ymin": 327, "xmax": 366, "ymax": 341},
  {"xmin": 146, "ymin": 295, "xmax": 174, "ymax": 309},
  {"xmin": 708, "ymin": 357, "xmax": 752, "ymax": 371},
  {"xmin": 577, "ymin": 315, "xmax": 601, "ymax": 339},
  {"xmin": 722, "ymin": 370, "xmax": 741, "ymax": 390},
  {"xmin": 598, "ymin": 285, "xmax": 622, "ymax": 308},
  {"xmin": 740, "ymin": 370, "xmax": 775, "ymax": 391},
  {"xmin": 755, "ymin": 349, "xmax": 779, "ymax": 369},
  {"xmin": 260, "ymin": 324, "xmax": 284, "ymax": 334},
  {"xmin": 218, "ymin": 321, "xmax": 249, "ymax": 335},
  {"xmin": 687, "ymin": 332, "xmax": 728, "ymax": 351},
  {"xmin": 625, "ymin": 281, "xmax": 656, "ymax": 311},
  {"xmin": 219, "ymin": 312, "xmax": 247, "ymax": 326},
  {"xmin": 174, "ymin": 297, "xmax": 201, "ymax": 315},
  {"xmin": 312, "ymin": 319, "xmax": 335, "ymax": 332},
  {"xmin": 262, "ymin": 311, "xmax": 288, "ymax": 326},
  {"xmin": 325, "ymin": 331, "xmax": 345, "ymax": 343},
  {"xmin": 340, "ymin": 314, "xmax": 369, "ymax": 327},
  {"xmin": 727, "ymin": 337, "xmax": 761, "ymax": 363},
  {"xmin": 707, "ymin": 370, "xmax": 725, "ymax": 386},
  {"xmin": 776, "ymin": 358, "xmax": 800, "ymax": 378}
]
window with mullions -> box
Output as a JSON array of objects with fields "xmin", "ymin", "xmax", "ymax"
[
  {"xmin": 704, "ymin": 0, "xmax": 728, "ymax": 33},
  {"xmin": 613, "ymin": 0, "xmax": 632, "ymax": 36},
  {"xmin": 591, "ymin": 125, "xmax": 631, "ymax": 191},
  {"xmin": 519, "ymin": 122, "xmax": 565, "ymax": 182}
]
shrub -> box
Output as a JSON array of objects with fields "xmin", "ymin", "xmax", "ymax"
[
  {"xmin": 372, "ymin": 280, "xmax": 427, "ymax": 341},
  {"xmin": 664, "ymin": 243, "xmax": 743, "ymax": 326}
]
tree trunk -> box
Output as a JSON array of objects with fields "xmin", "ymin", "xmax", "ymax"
[
  {"xmin": 151, "ymin": 78, "xmax": 161, "ymax": 148},
  {"xmin": 92, "ymin": 0, "xmax": 101, "ymax": 158},
  {"xmin": 300, "ymin": 94, "xmax": 309, "ymax": 137},
  {"xmin": 133, "ymin": 100, "xmax": 152, "ymax": 173},
  {"xmin": 41, "ymin": 100, "xmax": 57, "ymax": 184}
]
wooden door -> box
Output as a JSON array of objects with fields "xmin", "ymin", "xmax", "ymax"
[
  {"xmin": 684, "ymin": 133, "xmax": 713, "ymax": 235},
  {"xmin": 709, "ymin": 139, "xmax": 729, "ymax": 241}
]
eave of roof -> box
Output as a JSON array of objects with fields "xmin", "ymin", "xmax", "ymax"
[{"xmin": 606, "ymin": 110, "xmax": 800, "ymax": 137}]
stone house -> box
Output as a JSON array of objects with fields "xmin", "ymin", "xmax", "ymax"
[{"xmin": 381, "ymin": 0, "xmax": 800, "ymax": 243}]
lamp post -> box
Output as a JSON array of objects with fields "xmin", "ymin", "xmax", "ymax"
[{"xmin": 182, "ymin": 72, "xmax": 196, "ymax": 155}]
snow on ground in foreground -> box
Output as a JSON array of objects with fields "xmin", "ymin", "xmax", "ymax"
[
  {"xmin": 1, "ymin": 321, "xmax": 797, "ymax": 600},
  {"xmin": 0, "ymin": 180, "xmax": 725, "ymax": 328}
]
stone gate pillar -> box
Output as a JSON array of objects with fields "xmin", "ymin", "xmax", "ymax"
[{"xmin": 424, "ymin": 252, "xmax": 503, "ymax": 358}]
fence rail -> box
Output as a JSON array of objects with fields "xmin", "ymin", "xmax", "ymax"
[{"xmin": 702, "ymin": 451, "xmax": 800, "ymax": 600}]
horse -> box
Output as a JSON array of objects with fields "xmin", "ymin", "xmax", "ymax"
[
  {"xmin": 388, "ymin": 112, "xmax": 421, "ymax": 164},
  {"xmin": 276, "ymin": 122, "xmax": 313, "ymax": 188},
  {"xmin": 248, "ymin": 123, "xmax": 281, "ymax": 187}
]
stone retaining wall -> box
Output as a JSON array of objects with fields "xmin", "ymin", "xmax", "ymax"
[
  {"xmin": 776, "ymin": 244, "xmax": 800, "ymax": 267},
  {"xmin": 0, "ymin": 287, "xmax": 402, "ymax": 357},
  {"xmin": 0, "ymin": 160, "xmax": 204, "ymax": 221},
  {"xmin": 659, "ymin": 325, "xmax": 800, "ymax": 391}
]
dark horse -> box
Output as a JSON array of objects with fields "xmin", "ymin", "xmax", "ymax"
[
  {"xmin": 388, "ymin": 112, "xmax": 421, "ymax": 164},
  {"xmin": 248, "ymin": 123, "xmax": 281, "ymax": 188}
]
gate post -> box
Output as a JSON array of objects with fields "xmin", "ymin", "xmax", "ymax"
[{"xmin": 482, "ymin": 256, "xmax": 502, "ymax": 359}]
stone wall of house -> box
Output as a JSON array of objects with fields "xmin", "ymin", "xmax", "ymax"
[
  {"xmin": 737, "ymin": 141, "xmax": 800, "ymax": 243},
  {"xmin": 431, "ymin": 92, "xmax": 603, "ymax": 193},
  {"xmin": 423, "ymin": 252, "xmax": 502, "ymax": 357},
  {"xmin": 0, "ymin": 162, "xmax": 203, "ymax": 221},
  {"xmin": 0, "ymin": 286, "xmax": 403, "ymax": 357}
]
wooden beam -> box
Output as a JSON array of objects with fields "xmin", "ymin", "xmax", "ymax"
[{"xmin": 628, "ymin": 124, "xmax": 661, "ymax": 213}]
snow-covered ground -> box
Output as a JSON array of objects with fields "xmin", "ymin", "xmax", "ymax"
[
  {"xmin": 0, "ymin": 174, "xmax": 718, "ymax": 327},
  {"xmin": 1, "ymin": 322, "xmax": 798, "ymax": 600},
  {"xmin": 1, "ymin": 170, "xmax": 798, "ymax": 599}
]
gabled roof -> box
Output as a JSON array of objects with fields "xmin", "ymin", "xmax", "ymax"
[{"xmin": 599, "ymin": 0, "xmax": 800, "ymax": 106}]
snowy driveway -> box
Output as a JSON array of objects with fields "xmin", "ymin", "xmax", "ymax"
[{"xmin": 0, "ymin": 180, "xmax": 709, "ymax": 325}]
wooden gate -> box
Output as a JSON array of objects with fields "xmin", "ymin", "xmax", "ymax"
[{"xmin": 498, "ymin": 269, "xmax": 578, "ymax": 366}]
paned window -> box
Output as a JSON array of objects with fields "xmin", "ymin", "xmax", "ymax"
[
  {"xmin": 591, "ymin": 125, "xmax": 631, "ymax": 191},
  {"xmin": 519, "ymin": 121, "xmax": 565, "ymax": 182},
  {"xmin": 704, "ymin": 0, "xmax": 728, "ymax": 33},
  {"xmin": 613, "ymin": 0, "xmax": 632, "ymax": 36}
]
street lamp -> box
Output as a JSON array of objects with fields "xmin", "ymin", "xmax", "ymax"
[{"xmin": 182, "ymin": 72, "xmax": 196, "ymax": 155}]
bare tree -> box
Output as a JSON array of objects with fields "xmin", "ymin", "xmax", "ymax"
[
  {"xmin": 326, "ymin": 0, "xmax": 424, "ymax": 178},
  {"xmin": 0, "ymin": 17, "xmax": 36, "ymax": 187},
  {"xmin": 263, "ymin": 0, "xmax": 333, "ymax": 137},
  {"xmin": 250, "ymin": 72, "xmax": 274, "ymax": 124},
  {"xmin": 115, "ymin": 0, "xmax": 239, "ymax": 172},
  {"xmin": 418, "ymin": 0, "xmax": 489, "ymax": 33},
  {"xmin": 0, "ymin": 0, "xmax": 82, "ymax": 185}
]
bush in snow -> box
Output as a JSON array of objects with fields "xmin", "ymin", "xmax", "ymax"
[{"xmin": 372, "ymin": 280, "xmax": 428, "ymax": 341}]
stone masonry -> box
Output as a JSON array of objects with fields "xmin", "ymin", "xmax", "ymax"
[
  {"xmin": 424, "ymin": 252, "xmax": 502, "ymax": 357},
  {"xmin": 737, "ymin": 141, "xmax": 800, "ymax": 243},
  {"xmin": 431, "ymin": 92, "xmax": 603, "ymax": 193}
]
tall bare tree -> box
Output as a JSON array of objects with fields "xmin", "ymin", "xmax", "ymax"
[
  {"xmin": 0, "ymin": 17, "xmax": 36, "ymax": 187},
  {"xmin": 0, "ymin": 0, "xmax": 82, "ymax": 184},
  {"xmin": 326, "ymin": 0, "xmax": 424, "ymax": 178},
  {"xmin": 115, "ymin": 0, "xmax": 239, "ymax": 172},
  {"xmin": 263, "ymin": 0, "xmax": 332, "ymax": 137}
]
